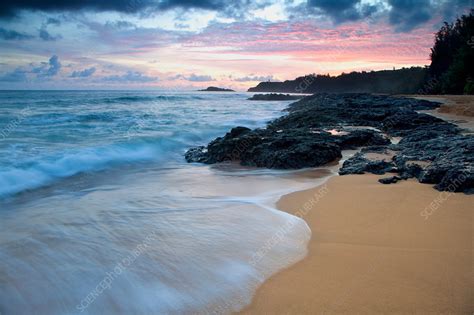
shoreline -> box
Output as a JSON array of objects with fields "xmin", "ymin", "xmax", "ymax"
[
  {"xmin": 240, "ymin": 174, "xmax": 473, "ymax": 314},
  {"xmin": 185, "ymin": 93, "xmax": 474, "ymax": 194},
  {"xmin": 239, "ymin": 95, "xmax": 474, "ymax": 314}
]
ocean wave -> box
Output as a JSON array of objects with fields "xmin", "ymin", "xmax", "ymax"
[
  {"xmin": 0, "ymin": 140, "xmax": 176, "ymax": 197},
  {"xmin": 28, "ymin": 111, "xmax": 157, "ymax": 125},
  {"xmin": 102, "ymin": 95, "xmax": 204, "ymax": 104},
  {"xmin": 77, "ymin": 113, "xmax": 115, "ymax": 123},
  {"xmin": 28, "ymin": 113, "xmax": 78, "ymax": 124}
]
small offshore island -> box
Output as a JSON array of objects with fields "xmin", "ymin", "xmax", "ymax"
[{"xmin": 198, "ymin": 86, "xmax": 235, "ymax": 92}]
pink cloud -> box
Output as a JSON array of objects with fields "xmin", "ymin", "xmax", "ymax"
[{"xmin": 181, "ymin": 20, "xmax": 434, "ymax": 70}]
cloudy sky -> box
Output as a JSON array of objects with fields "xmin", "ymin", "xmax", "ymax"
[{"xmin": 0, "ymin": 0, "xmax": 472, "ymax": 90}]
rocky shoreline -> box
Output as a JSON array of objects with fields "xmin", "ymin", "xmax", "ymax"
[
  {"xmin": 248, "ymin": 93, "xmax": 304, "ymax": 101},
  {"xmin": 185, "ymin": 93, "xmax": 473, "ymax": 193}
]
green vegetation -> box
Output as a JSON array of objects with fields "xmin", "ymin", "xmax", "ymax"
[
  {"xmin": 248, "ymin": 67, "xmax": 428, "ymax": 94},
  {"xmin": 429, "ymin": 9, "xmax": 474, "ymax": 94}
]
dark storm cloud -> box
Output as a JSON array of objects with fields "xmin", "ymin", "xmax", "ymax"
[
  {"xmin": 39, "ymin": 28, "xmax": 61, "ymax": 41},
  {"xmin": 439, "ymin": 0, "xmax": 474, "ymax": 21},
  {"xmin": 306, "ymin": 0, "xmax": 473, "ymax": 30},
  {"xmin": 0, "ymin": 0, "xmax": 152, "ymax": 18},
  {"xmin": 0, "ymin": 0, "xmax": 471, "ymax": 33},
  {"xmin": 0, "ymin": 0, "xmax": 254, "ymax": 18},
  {"xmin": 307, "ymin": 0, "xmax": 381, "ymax": 23},
  {"xmin": 157, "ymin": 0, "xmax": 264, "ymax": 18},
  {"xmin": 156, "ymin": 0, "xmax": 226, "ymax": 10},
  {"xmin": 387, "ymin": 0, "xmax": 472, "ymax": 31},
  {"xmin": 308, "ymin": 0, "xmax": 360, "ymax": 13},
  {"xmin": 388, "ymin": 0, "xmax": 432, "ymax": 31},
  {"xmin": 46, "ymin": 17, "xmax": 61, "ymax": 25},
  {"xmin": 0, "ymin": 27, "xmax": 34, "ymax": 40}
]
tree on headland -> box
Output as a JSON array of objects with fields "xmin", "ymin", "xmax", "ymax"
[
  {"xmin": 248, "ymin": 67, "xmax": 428, "ymax": 94},
  {"xmin": 429, "ymin": 9, "xmax": 474, "ymax": 94}
]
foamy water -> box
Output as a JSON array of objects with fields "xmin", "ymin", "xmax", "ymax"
[{"xmin": 0, "ymin": 91, "xmax": 335, "ymax": 314}]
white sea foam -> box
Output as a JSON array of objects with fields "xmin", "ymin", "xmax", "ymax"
[
  {"xmin": 0, "ymin": 142, "xmax": 163, "ymax": 196},
  {"xmin": 0, "ymin": 90, "xmax": 321, "ymax": 314}
]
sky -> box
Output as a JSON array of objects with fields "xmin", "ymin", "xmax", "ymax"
[{"xmin": 0, "ymin": 0, "xmax": 472, "ymax": 90}]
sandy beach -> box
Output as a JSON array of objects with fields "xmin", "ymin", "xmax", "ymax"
[
  {"xmin": 408, "ymin": 95, "xmax": 474, "ymax": 117},
  {"xmin": 241, "ymin": 174, "xmax": 473, "ymax": 314},
  {"xmin": 406, "ymin": 95, "xmax": 474, "ymax": 133},
  {"xmin": 237, "ymin": 94, "xmax": 474, "ymax": 314}
]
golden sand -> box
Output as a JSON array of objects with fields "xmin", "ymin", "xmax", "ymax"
[
  {"xmin": 405, "ymin": 95, "xmax": 474, "ymax": 116},
  {"xmin": 406, "ymin": 95, "xmax": 474, "ymax": 134},
  {"xmin": 240, "ymin": 174, "xmax": 473, "ymax": 314},
  {"xmin": 430, "ymin": 95, "xmax": 474, "ymax": 117}
]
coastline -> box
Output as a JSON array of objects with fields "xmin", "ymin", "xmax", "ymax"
[
  {"xmin": 240, "ymin": 174, "xmax": 473, "ymax": 314},
  {"xmin": 239, "ymin": 95, "xmax": 474, "ymax": 314},
  {"xmin": 179, "ymin": 93, "xmax": 474, "ymax": 313}
]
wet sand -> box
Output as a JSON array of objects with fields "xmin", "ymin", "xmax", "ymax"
[{"xmin": 240, "ymin": 174, "xmax": 473, "ymax": 314}]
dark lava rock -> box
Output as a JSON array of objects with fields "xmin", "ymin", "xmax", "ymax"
[
  {"xmin": 435, "ymin": 169, "xmax": 474, "ymax": 194},
  {"xmin": 185, "ymin": 93, "xmax": 474, "ymax": 193},
  {"xmin": 186, "ymin": 126, "xmax": 390, "ymax": 169},
  {"xmin": 342, "ymin": 127, "xmax": 474, "ymax": 193},
  {"xmin": 381, "ymin": 111, "xmax": 450, "ymax": 136},
  {"xmin": 339, "ymin": 152, "xmax": 396, "ymax": 175},
  {"xmin": 336, "ymin": 130, "xmax": 390, "ymax": 149},
  {"xmin": 248, "ymin": 93, "xmax": 304, "ymax": 101},
  {"xmin": 275, "ymin": 93, "xmax": 439, "ymax": 130},
  {"xmin": 184, "ymin": 126, "xmax": 260, "ymax": 164},
  {"xmin": 241, "ymin": 139, "xmax": 342, "ymax": 169},
  {"xmin": 379, "ymin": 176, "xmax": 402, "ymax": 184}
]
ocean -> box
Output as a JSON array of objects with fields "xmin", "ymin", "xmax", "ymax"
[{"xmin": 0, "ymin": 91, "xmax": 335, "ymax": 314}]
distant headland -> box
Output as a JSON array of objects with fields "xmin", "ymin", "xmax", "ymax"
[{"xmin": 247, "ymin": 67, "xmax": 428, "ymax": 95}]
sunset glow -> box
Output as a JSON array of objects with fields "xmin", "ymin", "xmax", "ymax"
[{"xmin": 0, "ymin": 0, "xmax": 472, "ymax": 90}]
